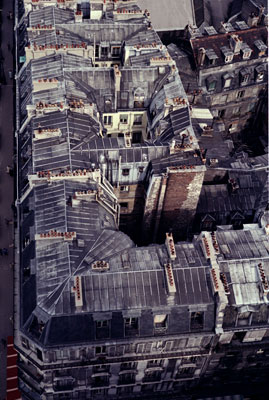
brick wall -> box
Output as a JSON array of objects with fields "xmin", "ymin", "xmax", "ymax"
[{"xmin": 159, "ymin": 171, "xmax": 204, "ymax": 241}]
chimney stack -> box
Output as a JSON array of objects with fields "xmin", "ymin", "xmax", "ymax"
[
  {"xmin": 114, "ymin": 65, "xmax": 121, "ymax": 92},
  {"xmin": 114, "ymin": 65, "xmax": 121, "ymax": 110},
  {"xmin": 197, "ymin": 47, "xmax": 206, "ymax": 66},
  {"xmin": 229, "ymin": 34, "xmax": 243, "ymax": 54},
  {"xmin": 247, "ymin": 12, "xmax": 259, "ymax": 27}
]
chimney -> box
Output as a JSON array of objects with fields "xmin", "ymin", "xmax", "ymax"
[
  {"xmin": 197, "ymin": 47, "xmax": 206, "ymax": 66},
  {"xmin": 258, "ymin": 4, "xmax": 265, "ymax": 23},
  {"xmin": 114, "ymin": 65, "xmax": 121, "ymax": 92},
  {"xmin": 114, "ymin": 65, "xmax": 121, "ymax": 110},
  {"xmin": 247, "ymin": 12, "xmax": 259, "ymax": 27},
  {"xmin": 229, "ymin": 34, "xmax": 243, "ymax": 54},
  {"xmin": 103, "ymin": 0, "xmax": 107, "ymax": 13}
]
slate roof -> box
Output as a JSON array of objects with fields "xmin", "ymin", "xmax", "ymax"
[
  {"xmin": 136, "ymin": 0, "xmax": 196, "ymax": 31},
  {"xmin": 191, "ymin": 25, "xmax": 268, "ymax": 68},
  {"xmin": 197, "ymin": 170, "xmax": 266, "ymax": 214},
  {"xmin": 215, "ymin": 228, "xmax": 269, "ymax": 306}
]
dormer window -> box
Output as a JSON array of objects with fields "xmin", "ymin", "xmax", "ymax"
[
  {"xmin": 255, "ymin": 65, "xmax": 265, "ymax": 82},
  {"xmin": 206, "ymin": 76, "xmax": 217, "ymax": 91},
  {"xmin": 134, "ymin": 87, "xmax": 145, "ymax": 108},
  {"xmin": 222, "ymin": 73, "xmax": 234, "ymax": 89},
  {"xmin": 254, "ymin": 39, "xmax": 267, "ymax": 57},
  {"xmin": 241, "ymin": 43, "xmax": 252, "ymax": 60},
  {"xmin": 240, "ymin": 68, "xmax": 250, "ymax": 85},
  {"xmin": 221, "ymin": 46, "xmax": 233, "ymax": 63},
  {"xmin": 205, "ymin": 49, "xmax": 218, "ymax": 66}
]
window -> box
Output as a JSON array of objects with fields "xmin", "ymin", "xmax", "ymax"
[
  {"xmin": 138, "ymin": 166, "xmax": 144, "ymax": 173},
  {"xmin": 118, "ymin": 373, "xmax": 135, "ymax": 385},
  {"xmin": 134, "ymin": 87, "xmax": 145, "ymax": 108},
  {"xmin": 92, "ymin": 375, "xmax": 109, "ymax": 387},
  {"xmin": 122, "ymin": 169, "xmax": 129, "ymax": 176},
  {"xmin": 190, "ymin": 312, "xmax": 204, "ymax": 331},
  {"xmin": 218, "ymin": 109, "xmax": 226, "ymax": 118},
  {"xmin": 118, "ymin": 133, "xmax": 124, "ymax": 138},
  {"xmin": 132, "ymin": 131, "xmax": 142, "ymax": 144},
  {"xmin": 256, "ymin": 71, "xmax": 264, "ymax": 82},
  {"xmin": 147, "ymin": 359, "xmax": 163, "ymax": 368},
  {"xmin": 232, "ymin": 106, "xmax": 240, "ymax": 116},
  {"xmin": 133, "ymin": 114, "xmax": 143, "ymax": 125},
  {"xmin": 237, "ymin": 90, "xmax": 245, "ymax": 99},
  {"xmin": 237, "ymin": 312, "xmax": 251, "ymax": 326},
  {"xmin": 36, "ymin": 348, "xmax": 43, "ymax": 361},
  {"xmin": 111, "ymin": 46, "xmax": 120, "ymax": 57},
  {"xmin": 223, "ymin": 78, "xmax": 232, "ymax": 88},
  {"xmin": 240, "ymin": 73, "xmax": 250, "ymax": 85},
  {"xmin": 255, "ymin": 65, "xmax": 265, "ymax": 82},
  {"xmin": 101, "ymin": 46, "xmax": 108, "ymax": 57},
  {"xmin": 208, "ymin": 80, "xmax": 216, "ymax": 91},
  {"xmin": 93, "ymin": 365, "xmax": 110, "ymax": 373},
  {"xmin": 95, "ymin": 346, "xmax": 107, "ymax": 355},
  {"xmin": 96, "ymin": 320, "xmax": 107, "ymax": 328},
  {"xmin": 144, "ymin": 370, "xmax": 162, "ymax": 382},
  {"xmin": 225, "ymin": 55, "xmax": 233, "ymax": 63},
  {"xmin": 247, "ymin": 103, "xmax": 256, "ymax": 112},
  {"xmin": 96, "ymin": 320, "xmax": 110, "ymax": 339},
  {"xmin": 21, "ymin": 336, "xmax": 29, "ymax": 349},
  {"xmin": 120, "ymin": 115, "xmax": 128, "ymax": 124},
  {"xmin": 103, "ymin": 115, "xmax": 112, "ymax": 125},
  {"xmin": 95, "ymin": 45, "xmax": 99, "ymax": 58},
  {"xmin": 121, "ymin": 362, "xmax": 137, "ymax": 370},
  {"xmin": 91, "ymin": 388, "xmax": 108, "ymax": 397},
  {"xmin": 120, "ymin": 185, "xmax": 129, "ymax": 192},
  {"xmin": 206, "ymin": 75, "xmax": 217, "ymax": 91},
  {"xmin": 124, "ymin": 317, "xmax": 139, "ymax": 337},
  {"xmin": 176, "ymin": 367, "xmax": 195, "ymax": 377},
  {"xmin": 120, "ymin": 202, "xmax": 128, "ymax": 210},
  {"xmin": 117, "ymin": 386, "xmax": 133, "ymax": 395},
  {"xmin": 154, "ymin": 314, "xmax": 167, "ymax": 333},
  {"xmin": 228, "ymin": 123, "xmax": 238, "ymax": 133}
]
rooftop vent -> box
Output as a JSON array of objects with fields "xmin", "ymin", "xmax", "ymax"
[
  {"xmin": 164, "ymin": 263, "xmax": 176, "ymax": 294},
  {"xmin": 235, "ymin": 20, "xmax": 249, "ymax": 30},
  {"xmin": 165, "ymin": 232, "xmax": 176, "ymax": 260},
  {"xmin": 91, "ymin": 260, "xmax": 110, "ymax": 271},
  {"xmin": 204, "ymin": 26, "xmax": 217, "ymax": 36},
  {"xmin": 72, "ymin": 276, "xmax": 83, "ymax": 307},
  {"xmin": 254, "ymin": 39, "xmax": 267, "ymax": 56}
]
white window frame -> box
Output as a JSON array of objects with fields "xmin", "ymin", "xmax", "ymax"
[{"xmin": 103, "ymin": 115, "xmax": 112, "ymax": 125}]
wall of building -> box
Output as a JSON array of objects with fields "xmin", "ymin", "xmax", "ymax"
[
  {"xmin": 159, "ymin": 170, "xmax": 205, "ymax": 241},
  {"xmin": 103, "ymin": 110, "xmax": 148, "ymax": 142}
]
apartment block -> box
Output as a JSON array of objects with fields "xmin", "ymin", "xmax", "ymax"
[{"xmin": 14, "ymin": 1, "xmax": 269, "ymax": 399}]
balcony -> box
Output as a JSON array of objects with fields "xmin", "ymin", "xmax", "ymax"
[
  {"xmin": 17, "ymin": 359, "xmax": 43, "ymax": 383},
  {"xmin": 53, "ymin": 382, "xmax": 74, "ymax": 392}
]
